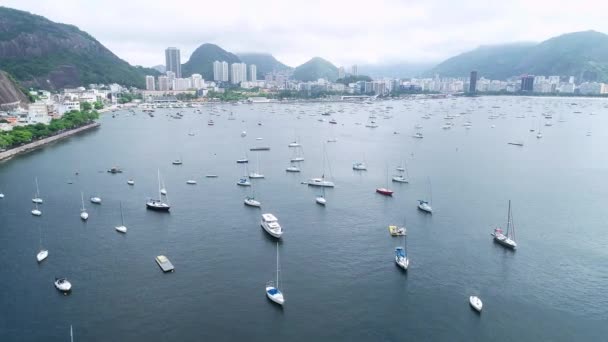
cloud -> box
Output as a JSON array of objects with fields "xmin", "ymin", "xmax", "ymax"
[{"xmin": 3, "ymin": 0, "xmax": 608, "ymax": 67}]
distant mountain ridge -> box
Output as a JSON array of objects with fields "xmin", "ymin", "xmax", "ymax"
[
  {"xmin": 426, "ymin": 31, "xmax": 608, "ymax": 82},
  {"xmin": 181, "ymin": 43, "xmax": 241, "ymax": 79},
  {"xmin": 237, "ymin": 53, "xmax": 292, "ymax": 77},
  {"xmin": 0, "ymin": 6, "xmax": 158, "ymax": 89}
]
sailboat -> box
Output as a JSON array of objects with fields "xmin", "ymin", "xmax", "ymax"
[
  {"xmin": 36, "ymin": 224, "xmax": 48, "ymax": 262},
  {"xmin": 285, "ymin": 162, "xmax": 301, "ymax": 172},
  {"xmin": 290, "ymin": 145, "xmax": 304, "ymax": 162},
  {"xmin": 417, "ymin": 179, "xmax": 433, "ymax": 213},
  {"xmin": 172, "ymin": 155, "xmax": 183, "ymax": 165},
  {"xmin": 32, "ymin": 177, "xmax": 43, "ymax": 204},
  {"xmin": 249, "ymin": 152, "xmax": 265, "ymax": 179},
  {"xmin": 266, "ymin": 242, "xmax": 285, "ymax": 305},
  {"xmin": 31, "ymin": 202, "xmax": 42, "ymax": 216},
  {"xmin": 146, "ymin": 169, "xmax": 170, "ymax": 211},
  {"xmin": 308, "ymin": 144, "xmax": 334, "ymax": 187},
  {"xmin": 315, "ymin": 187, "xmax": 327, "ymax": 205},
  {"xmin": 376, "ymin": 166, "xmax": 394, "ymax": 196},
  {"xmin": 491, "ymin": 200, "xmax": 517, "ymax": 249},
  {"xmin": 244, "ymin": 183, "xmax": 261, "ymax": 207},
  {"xmin": 395, "ymin": 234, "xmax": 409, "ymax": 270},
  {"xmin": 392, "ymin": 159, "xmax": 409, "ymax": 183},
  {"xmin": 115, "ymin": 201, "xmax": 127, "ymax": 233},
  {"xmin": 80, "ymin": 192, "xmax": 89, "ymax": 220}
]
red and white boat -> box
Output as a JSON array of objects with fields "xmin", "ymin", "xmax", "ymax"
[{"xmin": 376, "ymin": 187, "xmax": 393, "ymax": 196}]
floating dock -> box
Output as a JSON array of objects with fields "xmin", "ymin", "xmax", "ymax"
[{"xmin": 155, "ymin": 255, "xmax": 174, "ymax": 272}]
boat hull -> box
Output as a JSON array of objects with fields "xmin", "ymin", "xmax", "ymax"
[{"xmin": 146, "ymin": 203, "xmax": 170, "ymax": 211}]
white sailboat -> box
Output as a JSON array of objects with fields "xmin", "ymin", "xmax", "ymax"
[
  {"xmin": 244, "ymin": 183, "xmax": 261, "ymax": 207},
  {"xmin": 417, "ymin": 179, "xmax": 433, "ymax": 213},
  {"xmin": 392, "ymin": 159, "xmax": 409, "ymax": 183},
  {"xmin": 491, "ymin": 200, "xmax": 517, "ymax": 249},
  {"xmin": 115, "ymin": 201, "xmax": 127, "ymax": 233},
  {"xmin": 80, "ymin": 192, "xmax": 89, "ymax": 220},
  {"xmin": 249, "ymin": 152, "xmax": 265, "ymax": 179},
  {"xmin": 290, "ymin": 145, "xmax": 305, "ymax": 162},
  {"xmin": 36, "ymin": 224, "xmax": 48, "ymax": 262},
  {"xmin": 315, "ymin": 187, "xmax": 327, "ymax": 205},
  {"xmin": 31, "ymin": 202, "xmax": 42, "ymax": 216},
  {"xmin": 266, "ymin": 242, "xmax": 285, "ymax": 305},
  {"xmin": 32, "ymin": 177, "xmax": 43, "ymax": 204},
  {"xmin": 285, "ymin": 162, "xmax": 301, "ymax": 172},
  {"xmin": 395, "ymin": 234, "xmax": 409, "ymax": 270},
  {"xmin": 308, "ymin": 144, "xmax": 335, "ymax": 187},
  {"xmin": 90, "ymin": 196, "xmax": 102, "ymax": 204}
]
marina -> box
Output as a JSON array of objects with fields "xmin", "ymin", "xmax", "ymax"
[{"xmin": 0, "ymin": 96, "xmax": 606, "ymax": 341}]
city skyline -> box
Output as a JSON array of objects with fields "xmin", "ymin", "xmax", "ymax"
[{"xmin": 3, "ymin": 0, "xmax": 608, "ymax": 68}]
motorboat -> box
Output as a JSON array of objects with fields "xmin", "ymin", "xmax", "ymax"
[
  {"xmin": 352, "ymin": 162, "xmax": 367, "ymax": 171},
  {"xmin": 395, "ymin": 247, "xmax": 409, "ymax": 270},
  {"xmin": 186, "ymin": 180, "xmax": 197, "ymax": 185},
  {"xmin": 0, "ymin": 193, "xmax": 4, "ymax": 199},
  {"xmin": 307, "ymin": 178, "xmax": 335, "ymax": 187},
  {"xmin": 469, "ymin": 296, "xmax": 483, "ymax": 312},
  {"xmin": 172, "ymin": 159, "xmax": 183, "ymax": 165},
  {"xmin": 261, "ymin": 213, "xmax": 283, "ymax": 238},
  {"xmin": 237, "ymin": 178, "xmax": 251, "ymax": 186},
  {"xmin": 376, "ymin": 188, "xmax": 393, "ymax": 196},
  {"xmin": 388, "ymin": 225, "xmax": 406, "ymax": 236},
  {"xmin": 127, "ymin": 179, "xmax": 135, "ymax": 185},
  {"xmin": 90, "ymin": 196, "xmax": 102, "ymax": 204},
  {"xmin": 54, "ymin": 277, "xmax": 72, "ymax": 293},
  {"xmin": 417, "ymin": 200, "xmax": 432, "ymax": 213},
  {"xmin": 244, "ymin": 197, "xmax": 261, "ymax": 207},
  {"xmin": 37, "ymin": 249, "xmax": 48, "ymax": 262}
]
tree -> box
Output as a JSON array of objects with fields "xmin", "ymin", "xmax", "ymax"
[
  {"xmin": 80, "ymin": 101, "xmax": 92, "ymax": 111},
  {"xmin": 94, "ymin": 101, "xmax": 104, "ymax": 110}
]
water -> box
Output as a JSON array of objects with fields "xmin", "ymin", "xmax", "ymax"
[{"xmin": 0, "ymin": 96, "xmax": 607, "ymax": 341}]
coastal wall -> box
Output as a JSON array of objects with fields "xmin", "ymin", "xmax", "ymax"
[{"xmin": 0, "ymin": 122, "xmax": 100, "ymax": 162}]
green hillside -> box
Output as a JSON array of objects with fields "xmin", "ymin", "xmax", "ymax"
[
  {"xmin": 0, "ymin": 6, "xmax": 158, "ymax": 89},
  {"xmin": 237, "ymin": 53, "xmax": 292, "ymax": 77},
  {"xmin": 181, "ymin": 43, "xmax": 241, "ymax": 79},
  {"xmin": 293, "ymin": 57, "xmax": 338, "ymax": 82}
]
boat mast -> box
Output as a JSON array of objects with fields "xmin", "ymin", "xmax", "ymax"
[
  {"xmin": 120, "ymin": 201, "xmax": 124, "ymax": 225},
  {"xmin": 35, "ymin": 177, "xmax": 40, "ymax": 197},
  {"xmin": 506, "ymin": 200, "xmax": 511, "ymax": 237},
  {"xmin": 80, "ymin": 192, "xmax": 84, "ymax": 211},
  {"xmin": 70, "ymin": 325, "xmax": 73, "ymax": 342},
  {"xmin": 276, "ymin": 241, "xmax": 280, "ymax": 289},
  {"xmin": 157, "ymin": 169, "xmax": 161, "ymax": 200}
]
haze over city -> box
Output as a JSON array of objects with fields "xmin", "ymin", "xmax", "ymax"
[{"xmin": 4, "ymin": 0, "xmax": 608, "ymax": 67}]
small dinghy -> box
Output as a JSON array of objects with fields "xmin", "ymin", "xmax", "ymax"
[{"xmin": 469, "ymin": 296, "xmax": 483, "ymax": 312}]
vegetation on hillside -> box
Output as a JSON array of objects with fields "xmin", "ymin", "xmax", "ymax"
[
  {"xmin": 293, "ymin": 57, "xmax": 339, "ymax": 82},
  {"xmin": 181, "ymin": 43, "xmax": 241, "ymax": 79},
  {"xmin": 237, "ymin": 53, "xmax": 292, "ymax": 77},
  {"xmin": 0, "ymin": 109, "xmax": 98, "ymax": 149}
]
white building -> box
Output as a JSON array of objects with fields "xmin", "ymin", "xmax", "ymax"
[
  {"xmin": 146, "ymin": 76, "xmax": 156, "ymax": 90},
  {"xmin": 174, "ymin": 78, "xmax": 192, "ymax": 91},
  {"xmin": 191, "ymin": 74, "xmax": 203, "ymax": 89},
  {"xmin": 231, "ymin": 62, "xmax": 247, "ymax": 84},
  {"xmin": 213, "ymin": 61, "xmax": 222, "ymax": 82},
  {"xmin": 27, "ymin": 102, "xmax": 51, "ymax": 124},
  {"xmin": 351, "ymin": 65, "xmax": 358, "ymax": 76},
  {"xmin": 59, "ymin": 101, "xmax": 80, "ymax": 115},
  {"xmin": 338, "ymin": 66, "xmax": 345, "ymax": 79},
  {"xmin": 158, "ymin": 76, "xmax": 170, "ymax": 91},
  {"xmin": 249, "ymin": 64, "xmax": 257, "ymax": 82}
]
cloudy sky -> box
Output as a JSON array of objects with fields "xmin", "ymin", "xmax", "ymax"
[{"xmin": 4, "ymin": 0, "xmax": 608, "ymax": 68}]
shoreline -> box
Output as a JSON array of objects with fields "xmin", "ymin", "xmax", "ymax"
[{"xmin": 0, "ymin": 122, "xmax": 100, "ymax": 162}]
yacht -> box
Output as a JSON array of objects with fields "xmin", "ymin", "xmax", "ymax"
[
  {"xmin": 54, "ymin": 277, "xmax": 72, "ymax": 293},
  {"xmin": 469, "ymin": 296, "xmax": 483, "ymax": 312},
  {"xmin": 261, "ymin": 213, "xmax": 283, "ymax": 238},
  {"xmin": 491, "ymin": 200, "xmax": 517, "ymax": 249},
  {"xmin": 307, "ymin": 177, "xmax": 335, "ymax": 187},
  {"xmin": 244, "ymin": 196, "xmax": 261, "ymax": 207},
  {"xmin": 352, "ymin": 162, "xmax": 367, "ymax": 171},
  {"xmin": 395, "ymin": 247, "xmax": 409, "ymax": 270},
  {"xmin": 417, "ymin": 200, "xmax": 432, "ymax": 213},
  {"xmin": 146, "ymin": 170, "xmax": 171, "ymax": 211},
  {"xmin": 37, "ymin": 249, "xmax": 48, "ymax": 262},
  {"xmin": 266, "ymin": 242, "xmax": 285, "ymax": 305},
  {"xmin": 237, "ymin": 178, "xmax": 251, "ymax": 186}
]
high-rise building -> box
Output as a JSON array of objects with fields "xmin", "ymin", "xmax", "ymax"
[
  {"xmin": 191, "ymin": 74, "xmax": 203, "ymax": 89},
  {"xmin": 165, "ymin": 47, "xmax": 181, "ymax": 78},
  {"xmin": 157, "ymin": 76, "xmax": 169, "ymax": 91},
  {"xmin": 249, "ymin": 64, "xmax": 257, "ymax": 82},
  {"xmin": 174, "ymin": 78, "xmax": 192, "ymax": 90},
  {"xmin": 145, "ymin": 75, "xmax": 156, "ymax": 91},
  {"xmin": 231, "ymin": 62, "xmax": 247, "ymax": 84},
  {"xmin": 338, "ymin": 66, "xmax": 345, "ymax": 79},
  {"xmin": 351, "ymin": 65, "xmax": 358, "ymax": 76},
  {"xmin": 469, "ymin": 71, "xmax": 478, "ymax": 93},
  {"xmin": 221, "ymin": 62, "xmax": 229, "ymax": 82},
  {"xmin": 520, "ymin": 75, "xmax": 535, "ymax": 92},
  {"xmin": 213, "ymin": 61, "xmax": 222, "ymax": 81}
]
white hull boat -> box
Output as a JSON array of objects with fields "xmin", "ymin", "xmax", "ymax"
[
  {"xmin": 244, "ymin": 197, "xmax": 261, "ymax": 207},
  {"xmin": 37, "ymin": 249, "xmax": 48, "ymax": 262},
  {"xmin": 54, "ymin": 277, "xmax": 72, "ymax": 293},
  {"xmin": 237, "ymin": 178, "xmax": 251, "ymax": 186},
  {"xmin": 90, "ymin": 197, "xmax": 102, "ymax": 204},
  {"xmin": 315, "ymin": 196, "xmax": 326, "ymax": 205},
  {"xmin": 418, "ymin": 200, "xmax": 432, "ymax": 213},
  {"xmin": 469, "ymin": 296, "xmax": 483, "ymax": 312},
  {"xmin": 307, "ymin": 178, "xmax": 335, "ymax": 187},
  {"xmin": 261, "ymin": 213, "xmax": 283, "ymax": 238}
]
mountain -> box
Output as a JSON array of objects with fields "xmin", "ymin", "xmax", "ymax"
[
  {"xmin": 293, "ymin": 57, "xmax": 338, "ymax": 82},
  {"xmin": 426, "ymin": 31, "xmax": 608, "ymax": 82},
  {"xmin": 359, "ymin": 62, "xmax": 436, "ymax": 79},
  {"xmin": 181, "ymin": 43, "xmax": 241, "ymax": 79},
  {"xmin": 237, "ymin": 53, "xmax": 292, "ymax": 77},
  {"xmin": 0, "ymin": 70, "xmax": 28, "ymax": 107},
  {"xmin": 0, "ymin": 7, "xmax": 158, "ymax": 89},
  {"xmin": 152, "ymin": 65, "xmax": 166, "ymax": 73}
]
